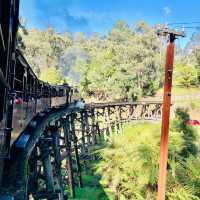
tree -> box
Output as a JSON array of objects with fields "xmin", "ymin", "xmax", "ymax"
[
  {"xmin": 39, "ymin": 67, "xmax": 62, "ymax": 84},
  {"xmin": 20, "ymin": 27, "xmax": 72, "ymax": 79},
  {"xmin": 174, "ymin": 63, "xmax": 198, "ymax": 87},
  {"xmin": 73, "ymin": 20, "xmax": 162, "ymax": 100},
  {"xmin": 20, "ymin": 21, "xmax": 163, "ymax": 100}
]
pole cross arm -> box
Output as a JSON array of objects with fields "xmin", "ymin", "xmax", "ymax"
[{"xmin": 157, "ymin": 28, "xmax": 185, "ymax": 42}]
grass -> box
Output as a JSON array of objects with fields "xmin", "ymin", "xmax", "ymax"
[
  {"xmin": 155, "ymin": 85, "xmax": 200, "ymax": 96},
  {"xmin": 68, "ymin": 150, "xmax": 112, "ymax": 200},
  {"xmin": 68, "ymin": 172, "xmax": 109, "ymax": 200},
  {"xmin": 143, "ymin": 86, "xmax": 200, "ymax": 100},
  {"xmin": 70, "ymin": 185, "xmax": 109, "ymax": 200},
  {"xmin": 172, "ymin": 86, "xmax": 200, "ymax": 95}
]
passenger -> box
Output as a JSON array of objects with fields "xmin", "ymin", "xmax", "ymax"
[{"xmin": 15, "ymin": 97, "xmax": 23, "ymax": 105}]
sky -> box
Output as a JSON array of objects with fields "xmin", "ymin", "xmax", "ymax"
[{"xmin": 20, "ymin": 0, "xmax": 200, "ymax": 45}]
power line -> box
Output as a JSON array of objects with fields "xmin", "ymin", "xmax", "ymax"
[
  {"xmin": 168, "ymin": 21, "xmax": 200, "ymax": 25},
  {"xmin": 172, "ymin": 26, "xmax": 200, "ymax": 29}
]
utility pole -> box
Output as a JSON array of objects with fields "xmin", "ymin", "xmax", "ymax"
[{"xmin": 157, "ymin": 28, "xmax": 185, "ymax": 200}]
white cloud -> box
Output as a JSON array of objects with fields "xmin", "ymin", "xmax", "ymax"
[{"xmin": 163, "ymin": 6, "xmax": 171, "ymax": 16}]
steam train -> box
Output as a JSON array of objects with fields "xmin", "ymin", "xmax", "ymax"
[{"xmin": 0, "ymin": 0, "xmax": 80, "ymax": 159}]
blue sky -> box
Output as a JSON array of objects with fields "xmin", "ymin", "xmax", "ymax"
[{"xmin": 20, "ymin": 0, "xmax": 200, "ymax": 44}]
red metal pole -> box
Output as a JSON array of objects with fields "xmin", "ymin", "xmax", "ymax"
[{"xmin": 157, "ymin": 34, "xmax": 175, "ymax": 200}]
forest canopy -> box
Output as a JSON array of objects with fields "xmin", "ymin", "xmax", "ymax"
[{"xmin": 19, "ymin": 20, "xmax": 200, "ymax": 101}]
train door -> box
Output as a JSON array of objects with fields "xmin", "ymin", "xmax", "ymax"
[
  {"xmin": 24, "ymin": 69, "xmax": 36, "ymax": 124},
  {"xmin": 36, "ymin": 81, "xmax": 43, "ymax": 113},
  {"xmin": 12, "ymin": 59, "xmax": 25, "ymax": 140}
]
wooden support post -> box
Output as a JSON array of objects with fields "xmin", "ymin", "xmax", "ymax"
[
  {"xmin": 63, "ymin": 117, "xmax": 75, "ymax": 198},
  {"xmin": 51, "ymin": 126, "xmax": 61, "ymax": 172},
  {"xmin": 128, "ymin": 105, "xmax": 133, "ymax": 121},
  {"xmin": 96, "ymin": 121, "xmax": 101, "ymax": 141},
  {"xmin": 117, "ymin": 106, "xmax": 123, "ymax": 134},
  {"xmin": 40, "ymin": 131, "xmax": 55, "ymax": 193},
  {"xmin": 95, "ymin": 110, "xmax": 101, "ymax": 142},
  {"xmin": 91, "ymin": 108, "xmax": 97, "ymax": 145},
  {"xmin": 105, "ymin": 107, "xmax": 110, "ymax": 136},
  {"xmin": 80, "ymin": 111, "xmax": 86, "ymax": 153},
  {"xmin": 51, "ymin": 126, "xmax": 62, "ymax": 185},
  {"xmin": 70, "ymin": 114, "xmax": 83, "ymax": 188},
  {"xmin": 28, "ymin": 147, "xmax": 38, "ymax": 194},
  {"xmin": 85, "ymin": 111, "xmax": 91, "ymax": 145},
  {"xmin": 107, "ymin": 107, "xmax": 112, "ymax": 135},
  {"xmin": 157, "ymin": 31, "xmax": 184, "ymax": 200},
  {"xmin": 114, "ymin": 106, "xmax": 119, "ymax": 134},
  {"xmin": 103, "ymin": 108, "xmax": 108, "ymax": 140}
]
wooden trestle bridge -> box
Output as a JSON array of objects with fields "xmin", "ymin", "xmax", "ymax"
[{"xmin": 0, "ymin": 101, "xmax": 162, "ymax": 199}]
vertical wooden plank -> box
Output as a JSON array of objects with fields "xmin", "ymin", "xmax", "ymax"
[
  {"xmin": 117, "ymin": 106, "xmax": 123, "ymax": 134},
  {"xmin": 40, "ymin": 131, "xmax": 55, "ymax": 193},
  {"xmin": 80, "ymin": 111, "xmax": 86, "ymax": 153},
  {"xmin": 95, "ymin": 110, "xmax": 101, "ymax": 142},
  {"xmin": 85, "ymin": 111, "xmax": 90, "ymax": 145},
  {"xmin": 107, "ymin": 106, "xmax": 112, "ymax": 135},
  {"xmin": 103, "ymin": 108, "xmax": 108, "ymax": 140},
  {"xmin": 51, "ymin": 125, "xmax": 62, "ymax": 180},
  {"xmin": 70, "ymin": 114, "xmax": 83, "ymax": 188},
  {"xmin": 91, "ymin": 108, "xmax": 97, "ymax": 145},
  {"xmin": 63, "ymin": 117, "xmax": 75, "ymax": 198}
]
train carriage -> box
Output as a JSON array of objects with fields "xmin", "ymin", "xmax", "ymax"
[{"xmin": 11, "ymin": 50, "xmax": 74, "ymax": 142}]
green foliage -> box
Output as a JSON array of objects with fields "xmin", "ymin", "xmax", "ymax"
[
  {"xmin": 69, "ymin": 187, "xmax": 108, "ymax": 200},
  {"xmin": 20, "ymin": 27, "xmax": 72, "ymax": 83},
  {"xmin": 20, "ymin": 21, "xmax": 163, "ymax": 100},
  {"xmin": 39, "ymin": 67, "xmax": 62, "ymax": 84},
  {"xmin": 83, "ymin": 20, "xmax": 162, "ymax": 100},
  {"xmin": 193, "ymin": 47, "xmax": 200, "ymax": 83},
  {"xmin": 19, "ymin": 20, "xmax": 200, "ymax": 98},
  {"xmin": 96, "ymin": 111, "xmax": 200, "ymax": 199},
  {"xmin": 171, "ymin": 108, "xmax": 198, "ymax": 158},
  {"xmin": 68, "ymin": 159, "xmax": 110, "ymax": 200},
  {"xmin": 96, "ymin": 122, "xmax": 182, "ymax": 199},
  {"xmin": 174, "ymin": 63, "xmax": 198, "ymax": 87},
  {"xmin": 167, "ymin": 185, "xmax": 200, "ymax": 200}
]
